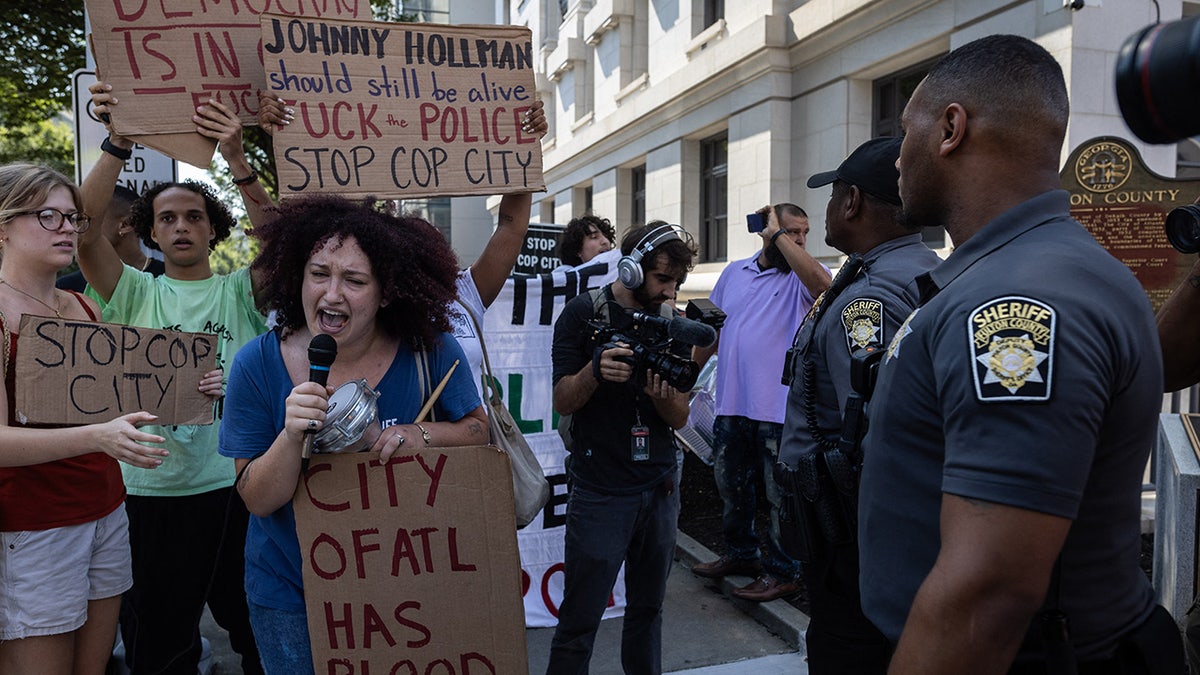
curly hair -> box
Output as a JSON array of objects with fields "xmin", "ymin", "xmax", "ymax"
[
  {"xmin": 252, "ymin": 194, "xmax": 461, "ymax": 350},
  {"xmin": 557, "ymin": 214, "xmax": 615, "ymax": 267},
  {"xmin": 127, "ymin": 181, "xmax": 237, "ymax": 251},
  {"xmin": 0, "ymin": 163, "xmax": 81, "ymax": 224}
]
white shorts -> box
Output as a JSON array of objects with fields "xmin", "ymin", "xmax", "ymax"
[{"xmin": 0, "ymin": 505, "xmax": 133, "ymax": 640}]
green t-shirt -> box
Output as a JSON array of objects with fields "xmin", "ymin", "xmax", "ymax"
[{"xmin": 102, "ymin": 265, "xmax": 268, "ymax": 496}]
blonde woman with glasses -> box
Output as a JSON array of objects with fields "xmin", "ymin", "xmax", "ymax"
[{"xmin": 0, "ymin": 163, "xmax": 167, "ymax": 675}]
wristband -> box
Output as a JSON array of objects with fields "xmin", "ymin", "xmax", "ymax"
[
  {"xmin": 414, "ymin": 423, "xmax": 431, "ymax": 445},
  {"xmin": 232, "ymin": 169, "xmax": 259, "ymax": 186},
  {"xmin": 770, "ymin": 229, "xmax": 787, "ymax": 247},
  {"xmin": 101, "ymin": 137, "xmax": 132, "ymax": 161}
]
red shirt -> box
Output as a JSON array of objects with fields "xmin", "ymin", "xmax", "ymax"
[{"xmin": 0, "ymin": 294, "xmax": 124, "ymax": 530}]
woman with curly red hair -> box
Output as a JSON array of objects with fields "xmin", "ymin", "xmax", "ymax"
[{"xmin": 219, "ymin": 195, "xmax": 487, "ymax": 674}]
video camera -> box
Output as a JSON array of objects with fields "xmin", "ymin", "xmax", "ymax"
[
  {"xmin": 585, "ymin": 299, "xmax": 722, "ymax": 393},
  {"xmin": 1114, "ymin": 16, "xmax": 1200, "ymax": 252},
  {"xmin": 1115, "ymin": 16, "xmax": 1200, "ymax": 145}
]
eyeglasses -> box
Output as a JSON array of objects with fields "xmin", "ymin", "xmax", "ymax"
[{"xmin": 13, "ymin": 208, "xmax": 91, "ymax": 233}]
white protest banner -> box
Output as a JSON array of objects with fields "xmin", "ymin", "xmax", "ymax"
[
  {"xmin": 480, "ymin": 251, "xmax": 629, "ymax": 627},
  {"xmin": 14, "ymin": 316, "xmax": 217, "ymax": 426},
  {"xmin": 262, "ymin": 15, "xmax": 544, "ymax": 199}
]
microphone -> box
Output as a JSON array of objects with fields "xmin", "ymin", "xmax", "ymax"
[
  {"xmin": 630, "ymin": 312, "xmax": 718, "ymax": 347},
  {"xmin": 301, "ymin": 334, "xmax": 338, "ymax": 471}
]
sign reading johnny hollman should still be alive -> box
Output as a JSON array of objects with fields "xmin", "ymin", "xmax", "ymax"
[
  {"xmin": 263, "ymin": 14, "xmax": 545, "ymax": 200},
  {"xmin": 1061, "ymin": 136, "xmax": 1198, "ymax": 311}
]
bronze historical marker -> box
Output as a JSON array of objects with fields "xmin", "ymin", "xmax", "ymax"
[{"xmin": 1060, "ymin": 136, "xmax": 1197, "ymax": 311}]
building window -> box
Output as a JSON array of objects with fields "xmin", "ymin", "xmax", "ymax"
[
  {"xmin": 398, "ymin": 0, "xmax": 451, "ymax": 23},
  {"xmin": 584, "ymin": 185, "xmax": 594, "ymax": 215},
  {"xmin": 703, "ymin": 0, "xmax": 724, "ymax": 28},
  {"xmin": 397, "ymin": 197, "xmax": 452, "ymax": 240},
  {"xmin": 874, "ymin": 59, "xmax": 940, "ymax": 247},
  {"xmin": 700, "ymin": 133, "xmax": 728, "ymax": 263},
  {"xmin": 631, "ymin": 164, "xmax": 646, "ymax": 227}
]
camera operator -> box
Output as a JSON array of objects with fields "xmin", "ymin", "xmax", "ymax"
[
  {"xmin": 688, "ymin": 203, "xmax": 830, "ymax": 602},
  {"xmin": 546, "ymin": 221, "xmax": 698, "ymax": 674},
  {"xmin": 775, "ymin": 137, "xmax": 940, "ymax": 674}
]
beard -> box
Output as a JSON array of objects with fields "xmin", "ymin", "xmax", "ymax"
[
  {"xmin": 764, "ymin": 242, "xmax": 792, "ymax": 273},
  {"xmin": 633, "ymin": 283, "xmax": 660, "ymax": 310}
]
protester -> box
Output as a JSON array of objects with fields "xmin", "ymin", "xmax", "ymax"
[
  {"xmin": 82, "ymin": 84, "xmax": 269, "ymax": 674},
  {"xmin": 0, "ymin": 163, "xmax": 168, "ymax": 674},
  {"xmin": 547, "ymin": 221, "xmax": 696, "ymax": 673},
  {"xmin": 857, "ymin": 34, "xmax": 1184, "ymax": 673},
  {"xmin": 689, "ymin": 202, "xmax": 828, "ymax": 603},
  {"xmin": 258, "ymin": 95, "xmax": 548, "ymax": 398},
  {"xmin": 775, "ymin": 137, "xmax": 939, "ymax": 673},
  {"xmin": 556, "ymin": 214, "xmax": 616, "ymax": 268},
  {"xmin": 220, "ymin": 194, "xmax": 487, "ymax": 674},
  {"xmin": 56, "ymin": 185, "xmax": 163, "ymax": 293}
]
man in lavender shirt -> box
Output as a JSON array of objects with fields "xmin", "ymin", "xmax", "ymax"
[{"xmin": 691, "ymin": 203, "xmax": 830, "ymax": 601}]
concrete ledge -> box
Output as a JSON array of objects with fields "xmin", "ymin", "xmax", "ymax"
[{"xmin": 675, "ymin": 532, "xmax": 810, "ymax": 651}]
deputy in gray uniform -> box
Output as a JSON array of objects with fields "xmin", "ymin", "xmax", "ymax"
[
  {"xmin": 858, "ymin": 34, "xmax": 1182, "ymax": 674},
  {"xmin": 776, "ymin": 136, "xmax": 939, "ymax": 675}
]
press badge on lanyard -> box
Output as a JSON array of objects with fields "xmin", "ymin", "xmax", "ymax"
[{"xmin": 631, "ymin": 410, "xmax": 650, "ymax": 462}]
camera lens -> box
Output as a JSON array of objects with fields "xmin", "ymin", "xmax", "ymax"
[
  {"xmin": 1115, "ymin": 16, "xmax": 1200, "ymax": 144},
  {"xmin": 1166, "ymin": 205, "xmax": 1200, "ymax": 254}
]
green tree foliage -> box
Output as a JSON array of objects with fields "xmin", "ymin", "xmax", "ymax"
[
  {"xmin": 0, "ymin": 6, "xmax": 85, "ymax": 128},
  {"xmin": 0, "ymin": 117, "xmax": 74, "ymax": 177}
]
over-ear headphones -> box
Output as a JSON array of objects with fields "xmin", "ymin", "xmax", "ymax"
[{"xmin": 617, "ymin": 223, "xmax": 688, "ymax": 289}]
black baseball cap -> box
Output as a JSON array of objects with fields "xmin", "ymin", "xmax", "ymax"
[{"xmin": 806, "ymin": 137, "xmax": 903, "ymax": 206}]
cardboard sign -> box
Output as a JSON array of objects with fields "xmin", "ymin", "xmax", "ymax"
[
  {"xmin": 294, "ymin": 448, "xmax": 528, "ymax": 673},
  {"xmin": 83, "ymin": 0, "xmax": 370, "ymax": 164},
  {"xmin": 263, "ymin": 15, "xmax": 545, "ymax": 199},
  {"xmin": 14, "ymin": 316, "xmax": 217, "ymax": 426}
]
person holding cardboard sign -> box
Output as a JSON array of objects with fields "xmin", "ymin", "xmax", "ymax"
[
  {"xmin": 81, "ymin": 87, "xmax": 269, "ymax": 675},
  {"xmin": 219, "ymin": 194, "xmax": 487, "ymax": 675},
  {"xmin": 0, "ymin": 163, "xmax": 169, "ymax": 675}
]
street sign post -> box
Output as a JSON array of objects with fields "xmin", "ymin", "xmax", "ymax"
[{"xmin": 73, "ymin": 69, "xmax": 176, "ymax": 193}]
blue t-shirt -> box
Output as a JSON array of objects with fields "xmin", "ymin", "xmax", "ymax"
[{"xmin": 219, "ymin": 329, "xmax": 480, "ymax": 610}]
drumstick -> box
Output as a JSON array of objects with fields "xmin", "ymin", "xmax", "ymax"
[{"xmin": 413, "ymin": 359, "xmax": 459, "ymax": 424}]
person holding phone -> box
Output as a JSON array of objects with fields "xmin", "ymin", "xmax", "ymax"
[{"xmin": 689, "ymin": 203, "xmax": 830, "ymax": 602}]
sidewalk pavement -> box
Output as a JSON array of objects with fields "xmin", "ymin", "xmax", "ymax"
[{"xmin": 202, "ymin": 531, "xmax": 811, "ymax": 673}]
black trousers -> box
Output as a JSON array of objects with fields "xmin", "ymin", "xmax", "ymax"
[
  {"xmin": 804, "ymin": 539, "xmax": 890, "ymax": 675},
  {"xmin": 121, "ymin": 488, "xmax": 263, "ymax": 675}
]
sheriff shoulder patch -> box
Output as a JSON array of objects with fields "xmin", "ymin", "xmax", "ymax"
[
  {"xmin": 841, "ymin": 297, "xmax": 884, "ymax": 353},
  {"xmin": 968, "ymin": 296, "xmax": 1055, "ymax": 402}
]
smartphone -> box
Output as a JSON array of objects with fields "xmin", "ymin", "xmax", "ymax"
[{"xmin": 746, "ymin": 213, "xmax": 766, "ymax": 232}]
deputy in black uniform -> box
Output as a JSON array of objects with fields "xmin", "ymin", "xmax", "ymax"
[
  {"xmin": 857, "ymin": 34, "xmax": 1183, "ymax": 674},
  {"xmin": 776, "ymin": 136, "xmax": 939, "ymax": 675}
]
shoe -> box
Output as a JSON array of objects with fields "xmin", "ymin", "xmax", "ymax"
[
  {"xmin": 691, "ymin": 555, "xmax": 762, "ymax": 579},
  {"xmin": 731, "ymin": 574, "xmax": 800, "ymax": 602}
]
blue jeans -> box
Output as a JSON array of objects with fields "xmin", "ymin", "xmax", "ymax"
[
  {"xmin": 547, "ymin": 482, "xmax": 680, "ymax": 675},
  {"xmin": 711, "ymin": 415, "xmax": 800, "ymax": 581},
  {"xmin": 247, "ymin": 601, "xmax": 313, "ymax": 675}
]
